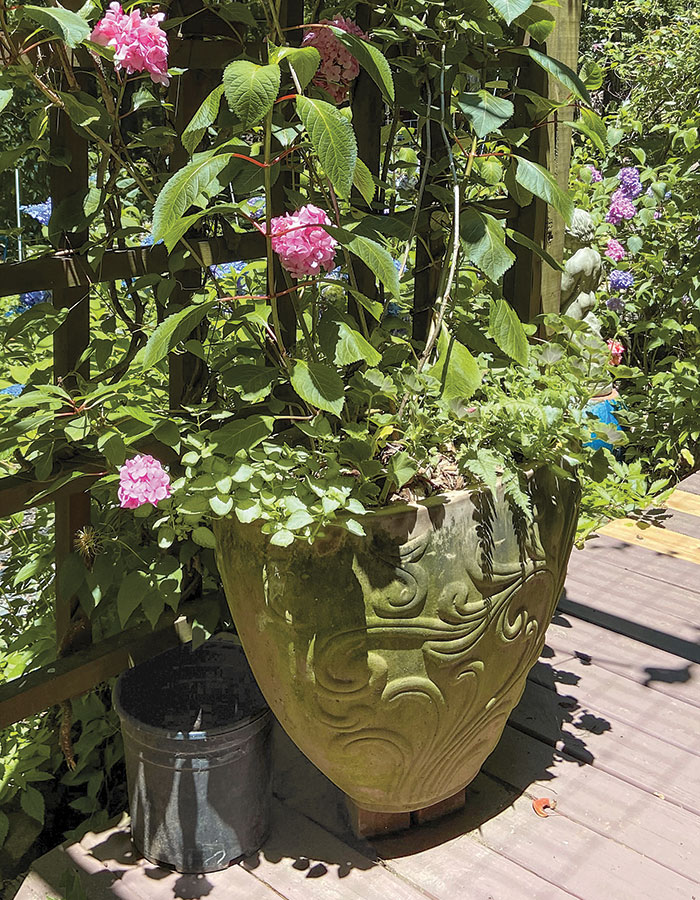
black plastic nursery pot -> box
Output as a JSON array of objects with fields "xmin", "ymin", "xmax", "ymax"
[{"xmin": 113, "ymin": 637, "xmax": 272, "ymax": 873}]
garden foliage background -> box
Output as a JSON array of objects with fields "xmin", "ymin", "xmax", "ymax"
[{"xmin": 0, "ymin": 0, "xmax": 699, "ymax": 890}]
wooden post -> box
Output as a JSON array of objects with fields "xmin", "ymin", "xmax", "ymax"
[
  {"xmin": 503, "ymin": 2, "xmax": 582, "ymax": 322},
  {"xmin": 351, "ymin": 7, "xmax": 382, "ymax": 320},
  {"xmin": 541, "ymin": 0, "xmax": 583, "ymax": 318},
  {"xmin": 167, "ymin": 57, "xmax": 212, "ymax": 409},
  {"xmin": 50, "ymin": 92, "xmax": 91, "ymax": 651},
  {"xmin": 412, "ymin": 103, "xmax": 445, "ymax": 345}
]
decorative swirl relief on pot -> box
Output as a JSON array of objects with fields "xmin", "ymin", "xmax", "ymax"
[{"xmin": 215, "ymin": 471, "xmax": 580, "ymax": 813}]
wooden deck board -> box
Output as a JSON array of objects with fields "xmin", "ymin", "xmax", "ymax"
[
  {"xmin": 483, "ymin": 725, "xmax": 700, "ymax": 875},
  {"xmin": 15, "ymin": 474, "xmax": 700, "ymax": 899},
  {"xmin": 511, "ymin": 680, "xmax": 700, "ymax": 814},
  {"xmin": 545, "ymin": 617, "xmax": 700, "ymax": 707}
]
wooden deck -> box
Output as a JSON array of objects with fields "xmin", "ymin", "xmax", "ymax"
[{"xmin": 17, "ymin": 475, "xmax": 700, "ymax": 900}]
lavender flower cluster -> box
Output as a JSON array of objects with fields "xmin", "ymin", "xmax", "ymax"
[
  {"xmin": 606, "ymin": 297, "xmax": 625, "ymax": 313},
  {"xmin": 5, "ymin": 289, "xmax": 52, "ymax": 317},
  {"xmin": 609, "ymin": 270, "xmax": 635, "ymax": 292},
  {"xmin": 617, "ymin": 167, "xmax": 643, "ymax": 199},
  {"xmin": 605, "ymin": 166, "xmax": 642, "ymax": 225}
]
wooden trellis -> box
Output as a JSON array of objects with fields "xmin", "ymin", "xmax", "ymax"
[{"xmin": 0, "ymin": 0, "xmax": 582, "ymax": 730}]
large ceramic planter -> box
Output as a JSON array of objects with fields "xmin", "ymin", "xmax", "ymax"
[{"xmin": 214, "ymin": 468, "xmax": 579, "ymax": 812}]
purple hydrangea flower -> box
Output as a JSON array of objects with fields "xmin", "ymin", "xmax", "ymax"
[
  {"xmin": 618, "ymin": 167, "xmax": 642, "ymax": 199},
  {"xmin": 653, "ymin": 209, "xmax": 663, "ymax": 220},
  {"xmin": 609, "ymin": 270, "xmax": 634, "ymax": 292},
  {"xmin": 664, "ymin": 190, "xmax": 672, "ymax": 200},
  {"xmin": 606, "ymin": 296, "xmax": 625, "ymax": 313},
  {"xmin": 6, "ymin": 290, "xmax": 53, "ymax": 317},
  {"xmin": 606, "ymin": 189, "xmax": 637, "ymax": 225},
  {"xmin": 588, "ymin": 165, "xmax": 602, "ymax": 183},
  {"xmin": 21, "ymin": 199, "xmax": 52, "ymax": 226},
  {"xmin": 5, "ymin": 290, "xmax": 50, "ymax": 318},
  {"xmin": 0, "ymin": 382, "xmax": 25, "ymax": 397}
]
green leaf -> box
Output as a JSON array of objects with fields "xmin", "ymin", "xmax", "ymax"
[
  {"xmin": 13, "ymin": 556, "xmax": 49, "ymax": 586},
  {"xmin": 460, "ymin": 209, "xmax": 515, "ymax": 281},
  {"xmin": 514, "ymin": 157, "xmax": 574, "ymax": 224},
  {"xmin": 525, "ymin": 48, "xmax": 592, "ymax": 105},
  {"xmin": 504, "ymin": 163, "xmax": 533, "ymax": 207},
  {"xmin": 290, "ymin": 360, "xmax": 345, "ymax": 417},
  {"xmin": 514, "ymin": 4, "xmax": 555, "ymax": 42},
  {"xmin": 325, "ymin": 227, "xmax": 400, "ymax": 298},
  {"xmin": 134, "ymin": 301, "xmax": 216, "ymax": 370},
  {"xmin": 223, "ymin": 61, "xmax": 281, "ymax": 128},
  {"xmin": 286, "ymin": 509, "xmax": 314, "ymax": 530},
  {"xmin": 429, "ymin": 326, "xmax": 482, "ymax": 401},
  {"xmin": 607, "ymin": 126, "xmax": 624, "ymax": 148},
  {"xmin": 160, "ymin": 211, "xmax": 205, "ymax": 253},
  {"xmin": 345, "ymin": 518, "xmax": 366, "ymax": 536},
  {"xmin": 580, "ymin": 59, "xmax": 604, "ymax": 92},
  {"xmin": 24, "ymin": 4, "xmax": 90, "ymax": 47},
  {"xmin": 222, "ymin": 365, "xmax": 277, "ymax": 402},
  {"xmin": 20, "ymin": 785, "xmax": 45, "ymax": 823},
  {"xmin": 565, "ymin": 119, "xmax": 606, "ymax": 156},
  {"xmin": 270, "ymin": 529, "xmax": 294, "ymax": 547},
  {"xmin": 192, "ymin": 526, "xmax": 217, "ymax": 548},
  {"xmin": 387, "ymin": 451, "xmax": 417, "ymax": 489},
  {"xmin": 296, "ymin": 95, "xmax": 357, "ymax": 198},
  {"xmin": 270, "ymin": 45, "xmax": 320, "ymax": 90},
  {"xmin": 353, "ymin": 158, "xmax": 376, "ymax": 207},
  {"xmin": 152, "ymin": 154, "xmax": 230, "ymax": 243},
  {"xmin": 319, "ymin": 312, "xmax": 381, "ymax": 367},
  {"xmin": 211, "ymin": 415, "xmax": 274, "ymax": 456},
  {"xmin": 485, "ymin": 0, "xmax": 533, "ymax": 25},
  {"xmin": 489, "ymin": 298, "xmax": 529, "ymax": 365},
  {"xmin": 329, "ymin": 27, "xmax": 395, "ymax": 102},
  {"xmin": 210, "ymin": 495, "xmax": 234, "ymax": 517},
  {"xmin": 158, "ymin": 525, "xmax": 176, "ymax": 548},
  {"xmin": 58, "ymin": 91, "xmax": 112, "ymax": 140},
  {"xmin": 235, "ymin": 499, "xmax": 262, "ymax": 524},
  {"xmin": 0, "ymin": 89, "xmax": 13, "ymax": 115},
  {"xmin": 335, "ymin": 322, "xmax": 381, "ymax": 367},
  {"xmin": 627, "ymin": 235, "xmax": 643, "ymax": 255},
  {"xmin": 506, "ymin": 228, "xmax": 564, "ymax": 271},
  {"xmin": 456, "ymin": 91, "xmax": 514, "ymax": 139},
  {"xmin": 117, "ymin": 571, "xmax": 148, "ymax": 627},
  {"xmin": 181, "ymin": 84, "xmax": 225, "ymax": 155},
  {"xmin": 97, "ymin": 431, "xmax": 127, "ymax": 466}
]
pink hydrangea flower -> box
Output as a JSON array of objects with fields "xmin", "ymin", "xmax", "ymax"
[
  {"xmin": 270, "ymin": 204, "xmax": 337, "ymax": 278},
  {"xmin": 605, "ymin": 239, "xmax": 626, "ymax": 262},
  {"xmin": 588, "ymin": 165, "xmax": 602, "ymax": 182},
  {"xmin": 118, "ymin": 455, "xmax": 171, "ymax": 509},
  {"xmin": 302, "ymin": 16, "xmax": 367, "ymax": 104},
  {"xmin": 91, "ymin": 3, "xmax": 169, "ymax": 86},
  {"xmin": 607, "ymin": 339, "xmax": 625, "ymax": 366},
  {"xmin": 605, "ymin": 189, "xmax": 637, "ymax": 225}
]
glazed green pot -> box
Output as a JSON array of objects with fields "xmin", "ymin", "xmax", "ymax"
[{"xmin": 214, "ymin": 469, "xmax": 579, "ymax": 813}]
